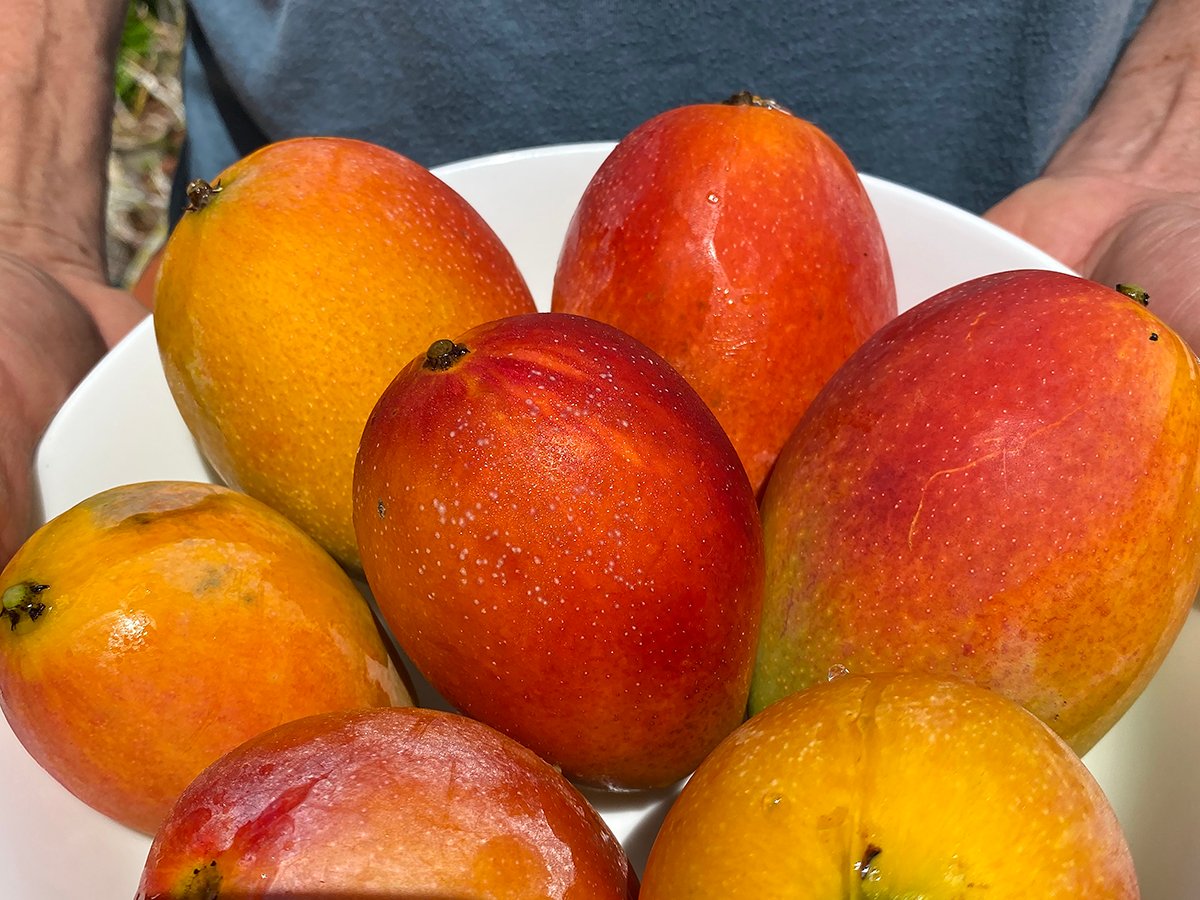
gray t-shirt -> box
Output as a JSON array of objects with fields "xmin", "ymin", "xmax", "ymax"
[{"xmin": 178, "ymin": 1, "xmax": 1150, "ymax": 216}]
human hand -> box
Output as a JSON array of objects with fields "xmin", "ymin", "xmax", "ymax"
[
  {"xmin": 984, "ymin": 0, "xmax": 1199, "ymax": 352},
  {"xmin": 986, "ymin": 176, "xmax": 1200, "ymax": 351},
  {"xmin": 0, "ymin": 0, "xmax": 151, "ymax": 568}
]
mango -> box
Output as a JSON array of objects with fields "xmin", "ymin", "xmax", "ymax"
[
  {"xmin": 553, "ymin": 92, "xmax": 896, "ymax": 494},
  {"xmin": 154, "ymin": 136, "xmax": 536, "ymax": 571},
  {"xmin": 353, "ymin": 312, "xmax": 764, "ymax": 789},
  {"xmin": 752, "ymin": 270, "xmax": 1200, "ymax": 754},
  {"xmin": 136, "ymin": 707, "xmax": 637, "ymax": 899},
  {"xmin": 642, "ymin": 672, "xmax": 1137, "ymax": 897},
  {"xmin": 0, "ymin": 481, "xmax": 410, "ymax": 834}
]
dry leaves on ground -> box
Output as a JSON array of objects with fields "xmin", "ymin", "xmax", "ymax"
[{"xmin": 107, "ymin": 0, "xmax": 185, "ymax": 290}]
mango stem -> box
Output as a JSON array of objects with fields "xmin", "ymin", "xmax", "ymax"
[
  {"xmin": 722, "ymin": 90, "xmax": 792, "ymax": 114},
  {"xmin": 2, "ymin": 581, "xmax": 49, "ymax": 630},
  {"xmin": 183, "ymin": 178, "xmax": 223, "ymax": 213},
  {"xmin": 423, "ymin": 339, "xmax": 470, "ymax": 371}
]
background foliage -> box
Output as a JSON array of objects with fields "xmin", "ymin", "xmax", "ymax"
[{"xmin": 108, "ymin": 0, "xmax": 185, "ymax": 289}]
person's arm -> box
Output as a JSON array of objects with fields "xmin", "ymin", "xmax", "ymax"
[
  {"xmin": 0, "ymin": 0, "xmax": 147, "ymax": 564},
  {"xmin": 986, "ymin": 0, "xmax": 1200, "ymax": 346}
]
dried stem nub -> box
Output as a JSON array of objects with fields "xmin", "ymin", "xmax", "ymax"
[
  {"xmin": 1116, "ymin": 283, "xmax": 1151, "ymax": 306},
  {"xmin": 424, "ymin": 339, "xmax": 470, "ymax": 371},
  {"xmin": 723, "ymin": 90, "xmax": 792, "ymax": 114},
  {"xmin": 2, "ymin": 582, "xmax": 49, "ymax": 630},
  {"xmin": 184, "ymin": 178, "xmax": 222, "ymax": 213}
]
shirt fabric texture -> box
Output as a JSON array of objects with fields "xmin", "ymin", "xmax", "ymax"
[{"xmin": 177, "ymin": 1, "xmax": 1152, "ymax": 218}]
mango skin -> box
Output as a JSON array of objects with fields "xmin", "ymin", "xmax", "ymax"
[
  {"xmin": 154, "ymin": 136, "xmax": 536, "ymax": 571},
  {"xmin": 0, "ymin": 481, "xmax": 410, "ymax": 835},
  {"xmin": 641, "ymin": 673, "xmax": 1138, "ymax": 898},
  {"xmin": 353, "ymin": 312, "xmax": 765, "ymax": 790},
  {"xmin": 553, "ymin": 97, "xmax": 896, "ymax": 495},
  {"xmin": 752, "ymin": 270, "xmax": 1200, "ymax": 754},
  {"xmin": 136, "ymin": 707, "xmax": 637, "ymax": 899}
]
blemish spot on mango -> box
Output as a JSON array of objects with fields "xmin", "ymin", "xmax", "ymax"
[
  {"xmin": 855, "ymin": 843, "xmax": 882, "ymax": 880},
  {"xmin": 194, "ymin": 565, "xmax": 229, "ymax": 594},
  {"xmin": 174, "ymin": 858, "xmax": 221, "ymax": 900},
  {"xmin": 103, "ymin": 489, "xmax": 226, "ymax": 531},
  {"xmin": 827, "ymin": 663, "xmax": 851, "ymax": 681},
  {"xmin": 817, "ymin": 806, "xmax": 849, "ymax": 830},
  {"xmin": 761, "ymin": 791, "xmax": 784, "ymax": 812}
]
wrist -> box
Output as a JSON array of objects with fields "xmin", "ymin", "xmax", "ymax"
[
  {"xmin": 0, "ymin": 252, "xmax": 107, "ymax": 434},
  {"xmin": 0, "ymin": 251, "xmax": 108, "ymax": 563}
]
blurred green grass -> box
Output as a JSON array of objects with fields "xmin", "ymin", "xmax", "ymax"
[{"xmin": 108, "ymin": 0, "xmax": 185, "ymax": 289}]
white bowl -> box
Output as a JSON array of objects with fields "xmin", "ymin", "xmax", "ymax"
[{"xmin": 11, "ymin": 142, "xmax": 1197, "ymax": 899}]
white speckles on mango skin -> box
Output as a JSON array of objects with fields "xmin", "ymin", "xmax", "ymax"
[{"xmin": 354, "ymin": 312, "xmax": 765, "ymax": 789}]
